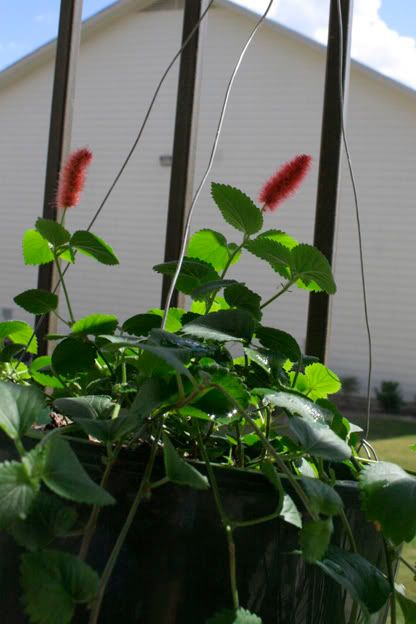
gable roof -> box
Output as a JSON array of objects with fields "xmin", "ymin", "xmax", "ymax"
[{"xmin": 0, "ymin": 0, "xmax": 414, "ymax": 99}]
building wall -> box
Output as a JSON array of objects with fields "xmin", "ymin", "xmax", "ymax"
[{"xmin": 0, "ymin": 4, "xmax": 414, "ymax": 399}]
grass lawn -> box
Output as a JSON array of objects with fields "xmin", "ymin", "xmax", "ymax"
[{"xmin": 346, "ymin": 409, "xmax": 416, "ymax": 623}]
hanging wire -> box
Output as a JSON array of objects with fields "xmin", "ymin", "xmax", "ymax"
[
  {"xmin": 335, "ymin": 0, "xmax": 373, "ymax": 440},
  {"xmin": 17, "ymin": 0, "xmax": 215, "ymax": 362},
  {"xmin": 161, "ymin": 0, "xmax": 277, "ymax": 329}
]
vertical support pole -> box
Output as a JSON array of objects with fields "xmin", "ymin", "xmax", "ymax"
[
  {"xmin": 161, "ymin": 0, "xmax": 206, "ymax": 308},
  {"xmin": 36, "ymin": 0, "xmax": 83, "ymax": 354},
  {"xmin": 305, "ymin": 0, "xmax": 353, "ymax": 361}
]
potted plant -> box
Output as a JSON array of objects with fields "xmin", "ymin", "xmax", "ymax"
[{"xmin": 0, "ymin": 150, "xmax": 414, "ymax": 624}]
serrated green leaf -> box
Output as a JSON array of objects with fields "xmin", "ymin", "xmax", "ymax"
[
  {"xmin": 7, "ymin": 492, "xmax": 77, "ymax": 550},
  {"xmin": 359, "ymin": 461, "xmax": 416, "ymax": 544},
  {"xmin": 293, "ymin": 363, "xmax": 341, "ymax": 400},
  {"xmin": 300, "ymin": 517, "xmax": 333, "ymax": 563},
  {"xmin": 14, "ymin": 289, "xmax": 58, "ymax": 314},
  {"xmin": 182, "ymin": 309, "xmax": 255, "ymax": 343},
  {"xmin": 129, "ymin": 378, "xmax": 171, "ymax": 424},
  {"xmin": 163, "ymin": 433, "xmax": 209, "ymax": 490},
  {"xmin": 301, "ymin": 477, "xmax": 343, "ymax": 516},
  {"xmin": 122, "ymin": 313, "xmax": 162, "ymax": 336},
  {"xmin": 147, "ymin": 308, "xmax": 186, "ymax": 333},
  {"xmin": 54, "ymin": 395, "xmax": 116, "ymax": 421},
  {"xmin": 35, "ymin": 218, "xmax": 70, "ymax": 247},
  {"xmin": 289, "ymin": 417, "xmax": 351, "ymax": 462},
  {"xmin": 187, "ymin": 229, "xmax": 238, "ymax": 273},
  {"xmin": 290, "ymin": 244, "xmax": 336, "ymax": 294},
  {"xmin": 71, "ymin": 230, "xmax": 119, "ymax": 265},
  {"xmin": 258, "ymin": 229, "xmax": 298, "ymax": 249},
  {"xmin": 153, "ymin": 258, "xmax": 219, "ymax": 295},
  {"xmin": 211, "ymin": 183, "xmax": 263, "ymax": 235},
  {"xmin": 179, "ymin": 405, "xmax": 210, "ymax": 420},
  {"xmin": 71, "ymin": 313, "xmax": 118, "ymax": 336},
  {"xmin": 244, "ymin": 237, "xmax": 291, "ymax": 278},
  {"xmin": 42, "ymin": 437, "xmax": 114, "ymax": 505},
  {"xmin": 72, "ymin": 415, "xmax": 137, "ymax": 443},
  {"xmin": 51, "ymin": 337, "xmax": 96, "ymax": 376},
  {"xmin": 255, "ymin": 326, "xmax": 301, "ymax": 362},
  {"xmin": 139, "ymin": 341, "xmax": 194, "ymax": 382},
  {"xmin": 0, "ymin": 457, "xmax": 41, "ymax": 526},
  {"xmin": 206, "ymin": 608, "xmax": 262, "ymax": 624},
  {"xmin": 29, "ymin": 356, "xmax": 64, "ymax": 389},
  {"xmin": 224, "ymin": 283, "xmax": 262, "ymax": 321},
  {"xmin": 191, "ymin": 279, "xmax": 238, "ymax": 301},
  {"xmin": 262, "ymin": 390, "xmax": 329, "ymax": 424},
  {"xmin": 0, "ymin": 320, "xmax": 38, "ymax": 354},
  {"xmin": 316, "ymin": 545, "xmax": 391, "ymax": 616},
  {"xmin": 23, "ymin": 229, "xmax": 54, "ymax": 265},
  {"xmin": 21, "ymin": 550, "xmax": 99, "ymax": 624},
  {"xmin": 0, "ymin": 381, "xmax": 46, "ymax": 439}
]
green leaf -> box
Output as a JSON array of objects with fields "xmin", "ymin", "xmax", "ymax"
[
  {"xmin": 316, "ymin": 545, "xmax": 391, "ymax": 616},
  {"xmin": 244, "ymin": 238, "xmax": 291, "ymax": 279},
  {"xmin": 139, "ymin": 341, "xmax": 194, "ymax": 382},
  {"xmin": 73, "ymin": 415, "xmax": 137, "ymax": 443},
  {"xmin": 258, "ymin": 229, "xmax": 298, "ymax": 249},
  {"xmin": 262, "ymin": 390, "xmax": 329, "ymax": 424},
  {"xmin": 301, "ymin": 477, "xmax": 343, "ymax": 516},
  {"xmin": 191, "ymin": 279, "xmax": 238, "ymax": 301},
  {"xmin": 187, "ymin": 229, "xmax": 238, "ymax": 273},
  {"xmin": 206, "ymin": 608, "xmax": 262, "ymax": 624},
  {"xmin": 396, "ymin": 586, "xmax": 416, "ymax": 623},
  {"xmin": 71, "ymin": 230, "xmax": 119, "ymax": 265},
  {"xmin": 35, "ymin": 218, "xmax": 70, "ymax": 247},
  {"xmin": 30, "ymin": 356, "xmax": 64, "ymax": 389},
  {"xmin": 290, "ymin": 244, "xmax": 336, "ymax": 294},
  {"xmin": 14, "ymin": 289, "xmax": 58, "ymax": 314},
  {"xmin": 293, "ymin": 363, "xmax": 341, "ymax": 400},
  {"xmin": 0, "ymin": 320, "xmax": 38, "ymax": 354},
  {"xmin": 42, "ymin": 437, "xmax": 114, "ymax": 506},
  {"xmin": 7, "ymin": 492, "xmax": 77, "ymax": 550},
  {"xmin": 178, "ymin": 405, "xmax": 210, "ymax": 420},
  {"xmin": 153, "ymin": 258, "xmax": 219, "ymax": 295},
  {"xmin": 54, "ymin": 395, "xmax": 116, "ymax": 421},
  {"xmin": 0, "ymin": 381, "xmax": 46, "ymax": 439},
  {"xmin": 129, "ymin": 377, "xmax": 171, "ymax": 423},
  {"xmin": 0, "ymin": 458, "xmax": 40, "ymax": 526},
  {"xmin": 147, "ymin": 308, "xmax": 186, "ymax": 333},
  {"xmin": 21, "ymin": 550, "xmax": 99, "ymax": 624},
  {"xmin": 289, "ymin": 417, "xmax": 351, "ymax": 462},
  {"xmin": 211, "ymin": 183, "xmax": 263, "ymax": 235},
  {"xmin": 255, "ymin": 326, "xmax": 301, "ymax": 362},
  {"xmin": 281, "ymin": 493, "xmax": 302, "ymax": 528},
  {"xmin": 359, "ymin": 461, "xmax": 416, "ymax": 544},
  {"xmin": 51, "ymin": 337, "xmax": 96, "ymax": 376},
  {"xmin": 122, "ymin": 313, "xmax": 162, "ymax": 336},
  {"xmin": 182, "ymin": 309, "xmax": 255, "ymax": 342},
  {"xmin": 23, "ymin": 229, "xmax": 54, "ymax": 265},
  {"xmin": 300, "ymin": 517, "xmax": 333, "ymax": 563},
  {"xmin": 163, "ymin": 434, "xmax": 209, "ymax": 490},
  {"xmin": 71, "ymin": 313, "xmax": 118, "ymax": 336},
  {"xmin": 224, "ymin": 283, "xmax": 262, "ymax": 321}
]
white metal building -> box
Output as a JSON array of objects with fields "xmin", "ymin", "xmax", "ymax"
[{"xmin": 0, "ymin": 0, "xmax": 415, "ymax": 398}]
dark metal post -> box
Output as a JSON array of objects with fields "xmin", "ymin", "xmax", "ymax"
[
  {"xmin": 305, "ymin": 0, "xmax": 353, "ymax": 361},
  {"xmin": 161, "ymin": 0, "xmax": 205, "ymax": 308},
  {"xmin": 36, "ymin": 0, "xmax": 83, "ymax": 353}
]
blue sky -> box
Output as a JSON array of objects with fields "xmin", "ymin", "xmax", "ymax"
[{"xmin": 1, "ymin": 1, "xmax": 415, "ymax": 89}]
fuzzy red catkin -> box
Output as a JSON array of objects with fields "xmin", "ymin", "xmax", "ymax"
[
  {"xmin": 56, "ymin": 148, "xmax": 93, "ymax": 209},
  {"xmin": 259, "ymin": 154, "xmax": 312, "ymax": 212}
]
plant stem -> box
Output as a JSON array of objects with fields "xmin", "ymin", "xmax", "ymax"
[
  {"xmin": 14, "ymin": 438, "xmax": 26, "ymax": 458},
  {"xmin": 383, "ymin": 538, "xmax": 397, "ymax": 624},
  {"xmin": 196, "ymin": 424, "xmax": 239, "ymax": 610},
  {"xmin": 339, "ymin": 508, "xmax": 358, "ymax": 553},
  {"xmin": 205, "ymin": 238, "xmax": 246, "ymax": 314},
  {"xmin": 260, "ymin": 279, "xmax": 296, "ymax": 310},
  {"xmin": 79, "ymin": 446, "xmax": 120, "ymax": 561},
  {"xmin": 88, "ymin": 422, "xmax": 162, "ymax": 624},
  {"xmin": 53, "ymin": 252, "xmax": 75, "ymax": 324},
  {"xmin": 398, "ymin": 554, "xmax": 416, "ymax": 575}
]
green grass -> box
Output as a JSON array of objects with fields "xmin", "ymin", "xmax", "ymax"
[{"xmin": 346, "ymin": 410, "xmax": 416, "ymax": 623}]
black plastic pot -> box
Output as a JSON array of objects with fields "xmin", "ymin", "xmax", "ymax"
[{"xmin": 0, "ymin": 434, "xmax": 390, "ymax": 624}]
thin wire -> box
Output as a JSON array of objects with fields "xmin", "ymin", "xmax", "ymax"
[
  {"xmin": 335, "ymin": 0, "xmax": 373, "ymax": 440},
  {"xmin": 162, "ymin": 0, "xmax": 277, "ymax": 329},
  {"xmin": 17, "ymin": 0, "xmax": 215, "ymax": 362}
]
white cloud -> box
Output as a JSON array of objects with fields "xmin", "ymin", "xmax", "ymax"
[{"xmin": 237, "ymin": 0, "xmax": 416, "ymax": 90}]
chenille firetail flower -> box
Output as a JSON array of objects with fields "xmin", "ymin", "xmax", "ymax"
[
  {"xmin": 56, "ymin": 147, "xmax": 93, "ymax": 209},
  {"xmin": 259, "ymin": 154, "xmax": 312, "ymax": 212}
]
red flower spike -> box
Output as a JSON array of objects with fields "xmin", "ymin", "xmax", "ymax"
[
  {"xmin": 259, "ymin": 154, "xmax": 312, "ymax": 212},
  {"xmin": 56, "ymin": 148, "xmax": 93, "ymax": 209}
]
